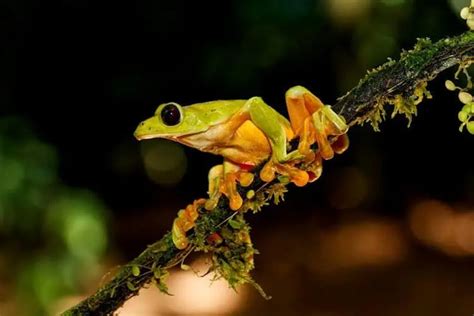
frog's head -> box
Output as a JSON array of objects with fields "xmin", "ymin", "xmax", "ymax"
[{"xmin": 134, "ymin": 102, "xmax": 210, "ymax": 140}]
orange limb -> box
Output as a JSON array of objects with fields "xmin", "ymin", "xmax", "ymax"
[
  {"xmin": 285, "ymin": 85, "xmax": 349, "ymax": 161},
  {"xmin": 205, "ymin": 161, "xmax": 255, "ymax": 211},
  {"xmin": 172, "ymin": 198, "xmax": 206, "ymax": 250},
  {"xmin": 260, "ymin": 160, "xmax": 309, "ymax": 187}
]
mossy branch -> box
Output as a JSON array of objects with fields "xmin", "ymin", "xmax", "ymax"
[
  {"xmin": 332, "ymin": 31, "xmax": 474, "ymax": 127},
  {"xmin": 62, "ymin": 31, "xmax": 474, "ymax": 316}
]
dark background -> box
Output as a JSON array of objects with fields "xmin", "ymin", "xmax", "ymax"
[{"xmin": 1, "ymin": 0, "xmax": 474, "ymax": 315}]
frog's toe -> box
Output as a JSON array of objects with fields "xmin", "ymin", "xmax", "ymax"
[
  {"xmin": 228, "ymin": 192, "xmax": 244, "ymax": 211},
  {"xmin": 316, "ymin": 135, "xmax": 335, "ymax": 160},
  {"xmin": 331, "ymin": 134, "xmax": 350, "ymax": 154},
  {"xmin": 205, "ymin": 194, "xmax": 220, "ymax": 210},
  {"xmin": 312, "ymin": 106, "xmax": 349, "ymax": 160},
  {"xmin": 222, "ymin": 172, "xmax": 244, "ymax": 210},
  {"xmin": 260, "ymin": 162, "xmax": 276, "ymax": 183},
  {"xmin": 206, "ymin": 163, "xmax": 252, "ymax": 211},
  {"xmin": 305, "ymin": 154, "xmax": 323, "ymax": 183},
  {"xmin": 260, "ymin": 159, "xmax": 309, "ymax": 187},
  {"xmin": 281, "ymin": 164, "xmax": 309, "ymax": 187},
  {"xmin": 172, "ymin": 218, "xmax": 189, "ymax": 250},
  {"xmin": 238, "ymin": 171, "xmax": 254, "ymax": 187},
  {"xmin": 297, "ymin": 117, "xmax": 317, "ymax": 161}
]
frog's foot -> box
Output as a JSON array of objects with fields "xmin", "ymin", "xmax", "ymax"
[
  {"xmin": 205, "ymin": 162, "xmax": 255, "ymax": 211},
  {"xmin": 298, "ymin": 114, "xmax": 349, "ymax": 166},
  {"xmin": 304, "ymin": 153, "xmax": 323, "ymax": 183},
  {"xmin": 172, "ymin": 198, "xmax": 207, "ymax": 250},
  {"xmin": 260, "ymin": 158, "xmax": 309, "ymax": 187},
  {"xmin": 311, "ymin": 105, "xmax": 348, "ymax": 160},
  {"xmin": 286, "ymin": 86, "xmax": 349, "ymax": 161},
  {"xmin": 331, "ymin": 133, "xmax": 350, "ymax": 155},
  {"xmin": 297, "ymin": 132, "xmax": 348, "ymax": 184}
]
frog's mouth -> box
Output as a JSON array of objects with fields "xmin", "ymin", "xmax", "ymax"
[
  {"xmin": 134, "ymin": 132, "xmax": 154, "ymax": 141},
  {"xmin": 133, "ymin": 116, "xmax": 207, "ymax": 141},
  {"xmin": 133, "ymin": 121, "xmax": 185, "ymax": 140},
  {"xmin": 133, "ymin": 127, "xmax": 201, "ymax": 141}
]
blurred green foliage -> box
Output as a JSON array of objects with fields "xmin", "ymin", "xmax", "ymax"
[{"xmin": 0, "ymin": 117, "xmax": 109, "ymax": 316}]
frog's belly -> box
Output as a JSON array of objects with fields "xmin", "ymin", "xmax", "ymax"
[
  {"xmin": 178, "ymin": 119, "xmax": 292, "ymax": 166},
  {"xmin": 218, "ymin": 120, "xmax": 272, "ymax": 166}
]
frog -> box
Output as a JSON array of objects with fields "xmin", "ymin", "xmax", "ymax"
[
  {"xmin": 134, "ymin": 85, "xmax": 350, "ymax": 210},
  {"xmin": 134, "ymin": 86, "xmax": 349, "ymax": 249}
]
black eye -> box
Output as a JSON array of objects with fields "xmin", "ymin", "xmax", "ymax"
[{"xmin": 161, "ymin": 104, "xmax": 181, "ymax": 126}]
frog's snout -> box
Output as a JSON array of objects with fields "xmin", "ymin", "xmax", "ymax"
[{"xmin": 133, "ymin": 121, "xmax": 148, "ymax": 140}]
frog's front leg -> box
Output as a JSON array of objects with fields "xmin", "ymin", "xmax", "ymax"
[
  {"xmin": 172, "ymin": 198, "xmax": 207, "ymax": 249},
  {"xmin": 285, "ymin": 86, "xmax": 349, "ymax": 161},
  {"xmin": 205, "ymin": 160, "xmax": 254, "ymax": 211},
  {"xmin": 246, "ymin": 97, "xmax": 310, "ymax": 186}
]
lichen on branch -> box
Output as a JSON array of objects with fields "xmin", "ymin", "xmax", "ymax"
[{"xmin": 62, "ymin": 31, "xmax": 474, "ymax": 316}]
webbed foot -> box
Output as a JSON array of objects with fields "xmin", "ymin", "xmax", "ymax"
[
  {"xmin": 205, "ymin": 162, "xmax": 255, "ymax": 211},
  {"xmin": 172, "ymin": 198, "xmax": 207, "ymax": 249},
  {"xmin": 286, "ymin": 86, "xmax": 349, "ymax": 161},
  {"xmin": 260, "ymin": 158, "xmax": 309, "ymax": 186}
]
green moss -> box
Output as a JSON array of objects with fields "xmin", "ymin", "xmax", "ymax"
[{"xmin": 348, "ymin": 32, "xmax": 473, "ymax": 130}]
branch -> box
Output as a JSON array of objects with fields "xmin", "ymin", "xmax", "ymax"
[
  {"xmin": 333, "ymin": 31, "xmax": 474, "ymax": 126},
  {"xmin": 62, "ymin": 31, "xmax": 474, "ymax": 316}
]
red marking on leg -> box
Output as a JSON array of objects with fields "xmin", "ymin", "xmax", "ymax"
[{"xmin": 236, "ymin": 162, "xmax": 255, "ymax": 171}]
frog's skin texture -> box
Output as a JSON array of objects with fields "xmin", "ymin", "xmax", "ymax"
[{"xmin": 135, "ymin": 86, "xmax": 349, "ymax": 250}]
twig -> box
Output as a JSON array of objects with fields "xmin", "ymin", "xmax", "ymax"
[{"xmin": 62, "ymin": 31, "xmax": 474, "ymax": 316}]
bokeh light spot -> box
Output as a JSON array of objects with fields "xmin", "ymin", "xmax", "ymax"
[
  {"xmin": 0, "ymin": 158, "xmax": 24, "ymax": 194},
  {"xmin": 381, "ymin": 0, "xmax": 406, "ymax": 6},
  {"xmin": 140, "ymin": 139, "xmax": 187, "ymax": 187},
  {"xmin": 318, "ymin": 220, "xmax": 407, "ymax": 271},
  {"xmin": 409, "ymin": 199, "xmax": 474, "ymax": 256},
  {"xmin": 120, "ymin": 258, "xmax": 243, "ymax": 315},
  {"xmin": 449, "ymin": 0, "xmax": 469, "ymax": 15},
  {"xmin": 65, "ymin": 213, "xmax": 107, "ymax": 261},
  {"xmin": 325, "ymin": 0, "xmax": 372, "ymax": 27},
  {"xmin": 47, "ymin": 192, "xmax": 108, "ymax": 262},
  {"xmin": 31, "ymin": 258, "xmax": 62, "ymax": 309}
]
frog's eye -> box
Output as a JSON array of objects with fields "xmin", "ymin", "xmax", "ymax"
[{"xmin": 161, "ymin": 103, "xmax": 182, "ymax": 126}]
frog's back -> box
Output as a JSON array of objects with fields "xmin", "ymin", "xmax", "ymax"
[{"xmin": 186, "ymin": 100, "xmax": 247, "ymax": 126}]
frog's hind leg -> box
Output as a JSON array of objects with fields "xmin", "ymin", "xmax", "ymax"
[
  {"xmin": 285, "ymin": 86, "xmax": 349, "ymax": 161},
  {"xmin": 172, "ymin": 198, "xmax": 207, "ymax": 249},
  {"xmin": 246, "ymin": 97, "xmax": 302, "ymax": 163},
  {"xmin": 246, "ymin": 97, "xmax": 309, "ymax": 186},
  {"xmin": 205, "ymin": 164, "xmax": 224, "ymax": 211},
  {"xmin": 205, "ymin": 160, "xmax": 254, "ymax": 211}
]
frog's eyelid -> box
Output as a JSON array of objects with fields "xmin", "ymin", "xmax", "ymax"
[{"xmin": 155, "ymin": 102, "xmax": 182, "ymax": 116}]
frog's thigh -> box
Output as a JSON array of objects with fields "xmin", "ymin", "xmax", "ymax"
[
  {"xmin": 285, "ymin": 85, "xmax": 325, "ymax": 136},
  {"xmin": 246, "ymin": 97, "xmax": 288, "ymax": 162}
]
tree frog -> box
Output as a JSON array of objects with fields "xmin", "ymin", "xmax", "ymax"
[
  {"xmin": 134, "ymin": 85, "xmax": 348, "ymax": 211},
  {"xmin": 135, "ymin": 86, "xmax": 349, "ymax": 249}
]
